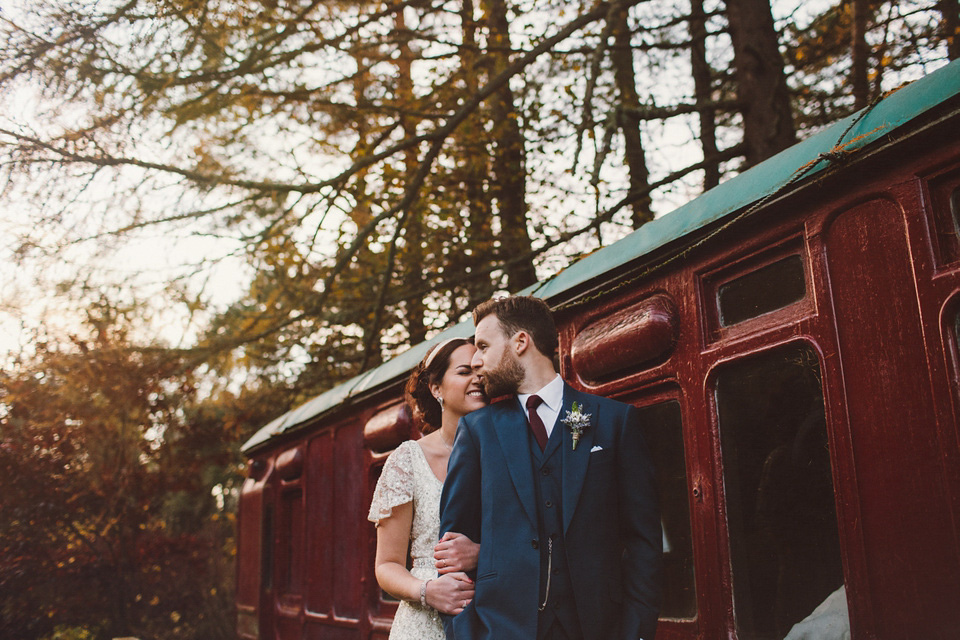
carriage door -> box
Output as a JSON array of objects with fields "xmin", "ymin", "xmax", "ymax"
[
  {"xmin": 714, "ymin": 341, "xmax": 844, "ymax": 639},
  {"xmin": 236, "ymin": 457, "xmax": 275, "ymax": 640},
  {"xmin": 824, "ymin": 197, "xmax": 957, "ymax": 638}
]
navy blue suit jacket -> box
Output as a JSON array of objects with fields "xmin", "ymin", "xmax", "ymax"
[{"xmin": 439, "ymin": 384, "xmax": 662, "ymax": 640}]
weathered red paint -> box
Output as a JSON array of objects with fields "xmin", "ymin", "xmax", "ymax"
[
  {"xmin": 570, "ymin": 293, "xmax": 679, "ymax": 384},
  {"xmin": 236, "ymin": 107, "xmax": 960, "ymax": 639}
]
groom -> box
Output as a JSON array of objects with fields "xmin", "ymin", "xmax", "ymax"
[{"xmin": 439, "ymin": 296, "xmax": 662, "ymax": 640}]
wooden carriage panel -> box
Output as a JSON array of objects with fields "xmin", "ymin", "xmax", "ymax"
[
  {"xmin": 236, "ymin": 459, "xmax": 274, "ymax": 640},
  {"xmin": 306, "ymin": 433, "xmax": 335, "ymax": 616},
  {"xmin": 560, "ymin": 268, "xmax": 718, "ymax": 640},
  {"xmin": 333, "ymin": 423, "xmax": 366, "ymax": 621},
  {"xmin": 917, "ymin": 163, "xmax": 960, "ymax": 550},
  {"xmin": 824, "ymin": 196, "xmax": 960, "ymax": 638},
  {"xmin": 303, "ymin": 621, "xmax": 360, "ymax": 640}
]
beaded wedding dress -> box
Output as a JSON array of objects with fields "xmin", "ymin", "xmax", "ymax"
[{"xmin": 368, "ymin": 440, "xmax": 446, "ymax": 640}]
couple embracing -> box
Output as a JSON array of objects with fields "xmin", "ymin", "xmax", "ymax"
[{"xmin": 368, "ymin": 296, "xmax": 663, "ymax": 640}]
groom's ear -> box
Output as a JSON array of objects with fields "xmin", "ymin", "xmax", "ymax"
[{"xmin": 514, "ymin": 330, "xmax": 531, "ymax": 356}]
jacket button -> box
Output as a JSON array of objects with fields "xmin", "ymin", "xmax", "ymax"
[
  {"xmin": 531, "ymin": 539, "xmax": 539, "ymax": 549},
  {"xmin": 545, "ymin": 500, "xmax": 553, "ymax": 508}
]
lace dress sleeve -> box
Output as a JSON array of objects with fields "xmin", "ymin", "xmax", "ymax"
[{"xmin": 367, "ymin": 441, "xmax": 417, "ymax": 524}]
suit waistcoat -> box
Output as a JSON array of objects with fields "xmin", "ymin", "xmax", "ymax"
[{"xmin": 530, "ymin": 421, "xmax": 580, "ymax": 638}]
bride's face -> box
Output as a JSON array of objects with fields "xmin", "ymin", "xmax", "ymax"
[{"xmin": 433, "ymin": 344, "xmax": 489, "ymax": 419}]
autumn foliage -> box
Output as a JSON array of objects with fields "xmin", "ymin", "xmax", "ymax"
[
  {"xmin": 0, "ymin": 1, "xmax": 956, "ymax": 638},
  {"xmin": 0, "ymin": 306, "xmax": 268, "ymax": 639}
]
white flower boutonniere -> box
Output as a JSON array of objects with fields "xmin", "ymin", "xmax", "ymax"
[{"xmin": 561, "ymin": 401, "xmax": 592, "ymax": 450}]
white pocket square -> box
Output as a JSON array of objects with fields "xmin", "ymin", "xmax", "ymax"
[{"xmin": 590, "ymin": 445, "xmax": 603, "ymax": 452}]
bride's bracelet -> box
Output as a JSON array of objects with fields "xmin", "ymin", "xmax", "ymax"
[{"xmin": 419, "ymin": 578, "xmax": 433, "ymax": 607}]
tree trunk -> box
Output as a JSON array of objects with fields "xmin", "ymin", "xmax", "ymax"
[
  {"xmin": 610, "ymin": 4, "xmax": 653, "ymax": 228},
  {"xmin": 483, "ymin": 0, "xmax": 537, "ymax": 292},
  {"xmin": 396, "ymin": 8, "xmax": 427, "ymax": 346},
  {"xmin": 942, "ymin": 0, "xmax": 960, "ymax": 60},
  {"xmin": 691, "ymin": 0, "xmax": 720, "ymax": 190},
  {"xmin": 725, "ymin": 0, "xmax": 796, "ymax": 166},
  {"xmin": 350, "ymin": 54, "xmax": 387, "ymax": 367},
  {"xmin": 460, "ymin": 0, "xmax": 497, "ymax": 311},
  {"xmin": 851, "ymin": 0, "xmax": 870, "ymax": 109}
]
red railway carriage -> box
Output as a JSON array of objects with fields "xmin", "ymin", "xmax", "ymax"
[{"xmin": 236, "ymin": 59, "xmax": 960, "ymax": 640}]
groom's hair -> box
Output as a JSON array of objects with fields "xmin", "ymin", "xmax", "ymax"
[{"xmin": 473, "ymin": 296, "xmax": 558, "ymax": 358}]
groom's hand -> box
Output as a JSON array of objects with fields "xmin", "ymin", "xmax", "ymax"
[
  {"xmin": 427, "ymin": 571, "xmax": 475, "ymax": 615},
  {"xmin": 434, "ymin": 531, "xmax": 479, "ymax": 574}
]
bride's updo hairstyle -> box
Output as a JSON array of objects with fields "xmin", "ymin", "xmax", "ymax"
[{"xmin": 405, "ymin": 337, "xmax": 474, "ymax": 434}]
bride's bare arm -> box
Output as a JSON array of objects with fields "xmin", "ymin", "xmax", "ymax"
[
  {"xmin": 374, "ymin": 502, "xmax": 475, "ymax": 614},
  {"xmin": 374, "ymin": 501, "xmax": 420, "ymax": 602}
]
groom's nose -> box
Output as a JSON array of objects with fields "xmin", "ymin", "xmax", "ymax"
[{"xmin": 471, "ymin": 351, "xmax": 483, "ymax": 370}]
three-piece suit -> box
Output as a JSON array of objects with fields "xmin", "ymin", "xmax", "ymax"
[{"xmin": 439, "ymin": 382, "xmax": 662, "ymax": 640}]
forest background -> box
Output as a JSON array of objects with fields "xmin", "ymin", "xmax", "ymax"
[{"xmin": 0, "ymin": 0, "xmax": 955, "ymax": 638}]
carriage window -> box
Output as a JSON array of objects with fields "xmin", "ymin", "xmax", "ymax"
[
  {"xmin": 950, "ymin": 188, "xmax": 960, "ymax": 228},
  {"xmin": 638, "ymin": 401, "xmax": 696, "ymax": 619},
  {"xmin": 279, "ymin": 489, "xmax": 304, "ymax": 596},
  {"xmin": 715, "ymin": 343, "xmax": 846, "ymax": 639},
  {"xmin": 262, "ymin": 504, "xmax": 274, "ymax": 592},
  {"xmin": 928, "ymin": 172, "xmax": 960, "ymax": 264},
  {"xmin": 953, "ymin": 312, "xmax": 960, "ymax": 386},
  {"xmin": 955, "ymin": 310, "xmax": 960, "ymax": 348},
  {"xmin": 950, "ymin": 186, "xmax": 960, "ymax": 233},
  {"xmin": 718, "ymin": 255, "xmax": 805, "ymax": 326}
]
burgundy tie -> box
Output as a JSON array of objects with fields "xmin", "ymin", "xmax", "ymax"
[{"xmin": 526, "ymin": 395, "xmax": 548, "ymax": 450}]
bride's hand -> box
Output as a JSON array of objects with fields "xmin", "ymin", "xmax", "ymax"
[
  {"xmin": 425, "ymin": 572, "xmax": 475, "ymax": 615},
  {"xmin": 434, "ymin": 531, "xmax": 479, "ymax": 574}
]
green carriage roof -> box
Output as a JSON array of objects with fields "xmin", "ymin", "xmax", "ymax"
[{"xmin": 243, "ymin": 58, "xmax": 960, "ymax": 454}]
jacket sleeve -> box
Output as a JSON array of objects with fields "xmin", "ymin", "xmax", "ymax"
[
  {"xmin": 439, "ymin": 416, "xmax": 483, "ymax": 640},
  {"xmin": 439, "ymin": 414, "xmax": 483, "ymax": 545},
  {"xmin": 617, "ymin": 403, "xmax": 663, "ymax": 640}
]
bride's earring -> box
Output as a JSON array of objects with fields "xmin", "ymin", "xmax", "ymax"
[{"xmin": 435, "ymin": 395, "xmax": 444, "ymax": 410}]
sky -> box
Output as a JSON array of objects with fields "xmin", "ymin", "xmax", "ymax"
[{"xmin": 1, "ymin": 0, "xmax": 938, "ymax": 362}]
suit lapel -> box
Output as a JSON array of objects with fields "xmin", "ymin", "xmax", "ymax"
[
  {"xmin": 561, "ymin": 385, "xmax": 596, "ymax": 533},
  {"xmin": 493, "ymin": 399, "xmax": 539, "ymax": 529}
]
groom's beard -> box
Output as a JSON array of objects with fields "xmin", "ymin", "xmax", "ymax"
[{"xmin": 481, "ymin": 350, "xmax": 524, "ymax": 398}]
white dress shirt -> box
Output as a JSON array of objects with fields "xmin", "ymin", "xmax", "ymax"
[{"xmin": 517, "ymin": 374, "xmax": 564, "ymax": 437}]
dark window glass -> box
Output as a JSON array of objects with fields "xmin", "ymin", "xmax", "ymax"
[
  {"xmin": 262, "ymin": 504, "xmax": 274, "ymax": 592},
  {"xmin": 718, "ymin": 256, "xmax": 806, "ymax": 326},
  {"xmin": 715, "ymin": 343, "xmax": 845, "ymax": 639},
  {"xmin": 931, "ymin": 176, "xmax": 960, "ymax": 264},
  {"xmin": 951, "ymin": 186, "xmax": 960, "ymax": 235},
  {"xmin": 954, "ymin": 312, "xmax": 960, "ymax": 382},
  {"xmin": 638, "ymin": 401, "xmax": 696, "ymax": 619},
  {"xmin": 280, "ymin": 489, "xmax": 304, "ymax": 595}
]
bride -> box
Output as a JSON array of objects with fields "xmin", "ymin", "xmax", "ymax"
[{"xmin": 368, "ymin": 337, "xmax": 487, "ymax": 639}]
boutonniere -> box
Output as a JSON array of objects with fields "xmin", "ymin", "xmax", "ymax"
[{"xmin": 561, "ymin": 401, "xmax": 592, "ymax": 450}]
